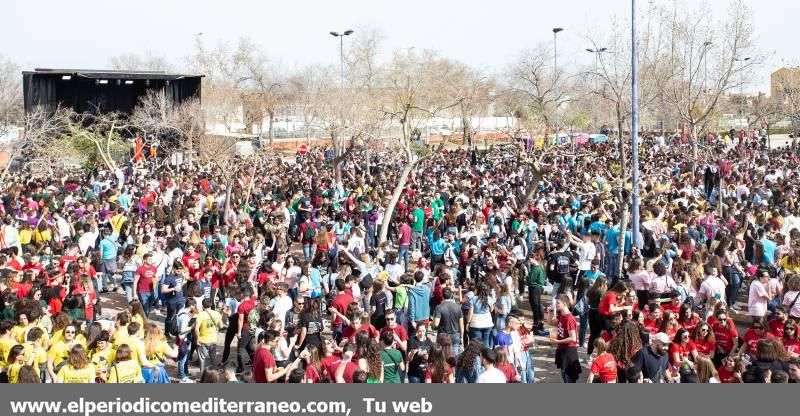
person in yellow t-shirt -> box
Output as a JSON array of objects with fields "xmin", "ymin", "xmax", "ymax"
[
  {"xmin": 110, "ymin": 209, "xmax": 128, "ymax": 234},
  {"xmin": 111, "ymin": 312, "xmax": 131, "ymax": 350},
  {"xmin": 55, "ymin": 344, "xmax": 95, "ymax": 383},
  {"xmin": 194, "ymin": 298, "xmax": 223, "ymax": 374},
  {"xmin": 46, "ymin": 323, "xmax": 78, "ymax": 381},
  {"xmin": 23, "ymin": 327, "xmax": 47, "ymax": 381},
  {"xmin": 143, "ymin": 323, "xmax": 177, "ymax": 383},
  {"xmin": 107, "ymin": 344, "xmax": 144, "ymax": 383},
  {"xmin": 0, "ymin": 321, "xmax": 16, "ymax": 376},
  {"xmin": 89, "ymin": 331, "xmax": 113, "ymax": 379},
  {"xmin": 6, "ymin": 344, "xmax": 31, "ymax": 383}
]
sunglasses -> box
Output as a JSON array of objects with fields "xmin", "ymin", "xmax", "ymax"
[
  {"xmin": 754, "ymin": 326, "xmax": 764, "ymax": 330},
  {"xmin": 386, "ymin": 318, "xmax": 395, "ymax": 321},
  {"xmin": 64, "ymin": 330, "xmax": 76, "ymax": 334}
]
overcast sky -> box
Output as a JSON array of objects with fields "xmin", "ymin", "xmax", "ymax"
[{"xmin": 2, "ymin": 0, "xmax": 798, "ymax": 93}]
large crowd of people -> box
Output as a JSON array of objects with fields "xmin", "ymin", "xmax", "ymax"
[{"xmin": 0, "ymin": 129, "xmax": 799, "ymax": 384}]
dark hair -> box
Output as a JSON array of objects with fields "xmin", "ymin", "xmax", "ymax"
[
  {"xmin": 479, "ymin": 347, "xmax": 497, "ymax": 365},
  {"xmin": 16, "ymin": 365, "xmax": 40, "ymax": 383}
]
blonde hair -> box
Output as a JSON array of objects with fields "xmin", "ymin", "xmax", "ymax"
[
  {"xmin": 143, "ymin": 323, "xmax": 166, "ymax": 359},
  {"xmin": 695, "ymin": 356, "xmax": 718, "ymax": 383}
]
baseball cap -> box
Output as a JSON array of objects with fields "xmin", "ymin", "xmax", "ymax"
[{"xmin": 653, "ymin": 332, "xmax": 672, "ymax": 344}]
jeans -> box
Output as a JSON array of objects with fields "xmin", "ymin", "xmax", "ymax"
[
  {"xmin": 367, "ymin": 224, "xmax": 376, "ymax": 249},
  {"xmin": 606, "ymin": 253, "xmax": 619, "ymax": 284},
  {"xmin": 407, "ymin": 375, "xmax": 422, "ymax": 384},
  {"xmin": 122, "ymin": 271, "xmax": 134, "ymax": 302},
  {"xmin": 725, "ymin": 268, "xmax": 742, "ymax": 306},
  {"xmin": 138, "ymin": 292, "xmax": 154, "ymax": 317},
  {"xmin": 578, "ymin": 310, "xmax": 588, "ymax": 347},
  {"xmin": 399, "ymin": 246, "xmax": 410, "ymax": 272},
  {"xmin": 411, "ymin": 232, "xmax": 423, "ymax": 252},
  {"xmin": 561, "ymin": 371, "xmax": 577, "ymax": 383},
  {"xmin": 450, "ymin": 333, "xmax": 462, "ymax": 357},
  {"xmin": 528, "ymin": 286, "xmax": 544, "ymax": 330},
  {"xmin": 302, "ymin": 244, "xmax": 313, "ymax": 262},
  {"xmin": 550, "ymin": 282, "xmax": 561, "ymax": 313},
  {"xmin": 177, "ymin": 339, "xmax": 189, "ymax": 380},
  {"xmin": 586, "ymin": 309, "xmax": 603, "ymax": 355},
  {"xmin": 470, "ymin": 326, "xmax": 493, "ymax": 348},
  {"xmin": 520, "ymin": 350, "xmax": 535, "ymax": 384}
]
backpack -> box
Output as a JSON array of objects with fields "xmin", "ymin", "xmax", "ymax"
[
  {"xmin": 556, "ymin": 253, "xmax": 571, "ymax": 275},
  {"xmin": 167, "ymin": 310, "xmax": 185, "ymax": 337},
  {"xmin": 302, "ymin": 223, "xmax": 317, "ymax": 242}
]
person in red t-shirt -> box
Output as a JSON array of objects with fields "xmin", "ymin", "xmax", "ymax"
[
  {"xmin": 768, "ymin": 306, "xmax": 789, "ymax": 338},
  {"xmin": 669, "ymin": 328, "xmax": 698, "ymax": 367},
  {"xmin": 711, "ymin": 310, "xmax": 738, "ymax": 358},
  {"xmin": 716, "ymin": 354, "xmax": 743, "ymax": 383},
  {"xmin": 334, "ymin": 343, "xmax": 360, "ymax": 383},
  {"xmin": 253, "ymin": 330, "xmax": 302, "ymax": 383},
  {"xmin": 328, "ymin": 279, "xmax": 354, "ymax": 341},
  {"xmin": 549, "ymin": 294, "xmax": 581, "ymax": 383},
  {"xmin": 782, "ymin": 320, "xmax": 800, "ymax": 358},
  {"xmin": 340, "ymin": 312, "xmax": 379, "ymax": 344},
  {"xmin": 181, "ymin": 244, "xmax": 201, "ymax": 269},
  {"xmin": 741, "ymin": 320, "xmax": 775, "ymax": 356},
  {"xmin": 643, "ymin": 306, "xmax": 663, "ymax": 335},
  {"xmin": 691, "ymin": 323, "xmax": 716, "ymax": 357},
  {"xmin": 133, "ymin": 253, "xmax": 158, "ymax": 316},
  {"xmin": 587, "ymin": 338, "xmax": 617, "ymax": 383},
  {"xmin": 677, "ymin": 304, "xmax": 701, "ymax": 333},
  {"xmin": 379, "ymin": 310, "xmax": 408, "ymax": 353}
]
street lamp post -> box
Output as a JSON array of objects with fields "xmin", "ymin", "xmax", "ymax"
[
  {"xmin": 631, "ymin": 0, "xmax": 641, "ymax": 249},
  {"xmin": 553, "ymin": 27, "xmax": 564, "ymax": 145},
  {"xmin": 735, "ymin": 57, "xmax": 751, "ymax": 131},
  {"xmin": 329, "ymin": 30, "xmax": 355, "ymax": 88},
  {"xmin": 702, "ymin": 41, "xmax": 713, "ymax": 93}
]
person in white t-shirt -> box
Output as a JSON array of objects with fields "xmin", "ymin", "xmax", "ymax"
[
  {"xmin": 748, "ymin": 270, "xmax": 771, "ymax": 321},
  {"xmin": 476, "ymin": 348, "xmax": 506, "ymax": 383},
  {"xmin": 695, "ymin": 265, "xmax": 727, "ymax": 305}
]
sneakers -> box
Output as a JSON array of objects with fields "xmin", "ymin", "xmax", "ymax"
[{"xmin": 179, "ymin": 377, "xmax": 194, "ymax": 383}]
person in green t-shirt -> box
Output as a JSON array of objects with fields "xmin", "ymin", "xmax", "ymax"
[
  {"xmin": 526, "ymin": 252, "xmax": 548, "ymax": 335},
  {"xmin": 379, "ymin": 331, "xmax": 404, "ymax": 383},
  {"xmin": 411, "ymin": 204, "xmax": 425, "ymax": 252}
]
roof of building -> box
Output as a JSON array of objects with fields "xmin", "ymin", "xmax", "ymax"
[{"xmin": 23, "ymin": 68, "xmax": 204, "ymax": 80}]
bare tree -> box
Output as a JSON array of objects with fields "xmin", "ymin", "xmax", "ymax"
[
  {"xmin": 377, "ymin": 49, "xmax": 464, "ymax": 244},
  {"xmin": 0, "ymin": 55, "xmax": 23, "ymax": 131},
  {"xmin": 130, "ymin": 90, "xmax": 205, "ymax": 164},
  {"xmin": 67, "ymin": 110, "xmax": 129, "ymax": 171},
  {"xmin": 654, "ymin": 0, "xmax": 760, "ymax": 157},
  {"xmin": 444, "ymin": 64, "xmax": 494, "ymax": 147},
  {"xmin": 186, "ymin": 37, "xmax": 246, "ymax": 134},
  {"xmin": 285, "ymin": 65, "xmax": 328, "ymax": 144},
  {"xmin": 773, "ymin": 66, "xmax": 800, "ymax": 136},
  {"xmin": 2, "ymin": 106, "xmax": 72, "ymax": 178},
  {"xmin": 234, "ymin": 38, "xmax": 285, "ymax": 145},
  {"xmin": 507, "ymin": 44, "xmax": 572, "ymax": 141},
  {"xmin": 109, "ymin": 52, "xmax": 174, "ymax": 72}
]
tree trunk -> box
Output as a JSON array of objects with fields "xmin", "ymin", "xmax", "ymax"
[
  {"xmin": 378, "ymin": 162, "xmax": 416, "ymax": 245},
  {"xmin": 224, "ymin": 174, "xmax": 234, "ymax": 226},
  {"xmin": 268, "ymin": 111, "xmax": 275, "ymax": 146},
  {"xmin": 616, "ymin": 105, "xmax": 628, "ymax": 278}
]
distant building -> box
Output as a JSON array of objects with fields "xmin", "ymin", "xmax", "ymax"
[
  {"xmin": 22, "ymin": 68, "xmax": 203, "ymax": 115},
  {"xmin": 771, "ymin": 67, "xmax": 800, "ymax": 101}
]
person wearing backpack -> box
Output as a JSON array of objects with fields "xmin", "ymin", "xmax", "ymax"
[
  {"xmin": 547, "ymin": 239, "xmax": 574, "ymax": 313},
  {"xmin": 299, "ymin": 214, "xmax": 317, "ymax": 263}
]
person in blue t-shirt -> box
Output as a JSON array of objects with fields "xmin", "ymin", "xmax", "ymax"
[{"xmin": 758, "ymin": 229, "xmax": 777, "ymax": 265}]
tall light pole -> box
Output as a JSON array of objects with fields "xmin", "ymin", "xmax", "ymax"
[
  {"xmin": 553, "ymin": 27, "xmax": 564, "ymax": 143},
  {"xmin": 329, "ymin": 30, "xmax": 354, "ymax": 88},
  {"xmin": 586, "ymin": 47, "xmax": 607, "ymax": 129},
  {"xmin": 735, "ymin": 56, "xmax": 751, "ymax": 130},
  {"xmin": 631, "ymin": 0, "xmax": 641, "ymax": 249},
  {"xmin": 702, "ymin": 41, "xmax": 713, "ymax": 93}
]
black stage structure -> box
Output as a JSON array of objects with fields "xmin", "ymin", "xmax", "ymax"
[{"xmin": 22, "ymin": 68, "xmax": 203, "ymax": 115}]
